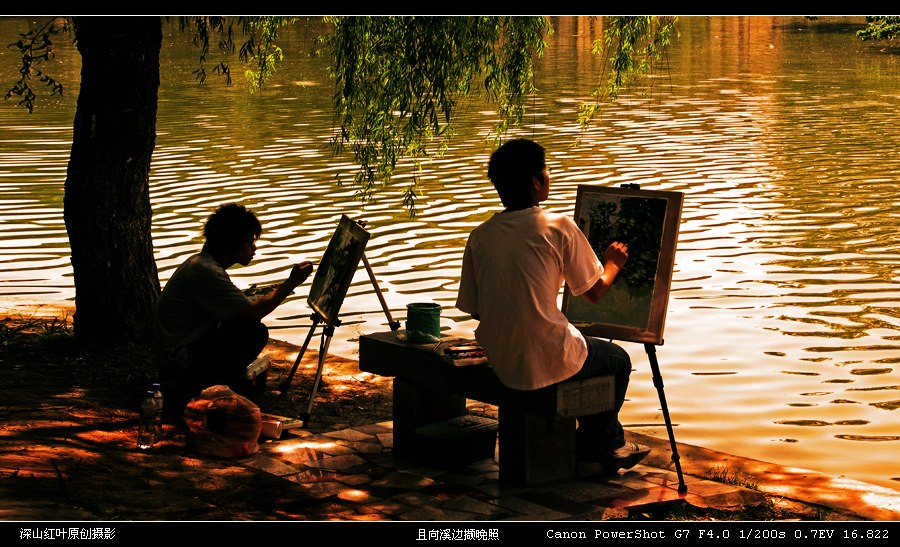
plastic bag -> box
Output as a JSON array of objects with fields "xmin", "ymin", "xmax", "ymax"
[{"xmin": 183, "ymin": 385, "xmax": 261, "ymax": 458}]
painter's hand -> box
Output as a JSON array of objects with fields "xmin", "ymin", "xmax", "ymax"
[
  {"xmin": 603, "ymin": 241, "xmax": 629, "ymax": 270},
  {"xmin": 287, "ymin": 261, "xmax": 314, "ymax": 290}
]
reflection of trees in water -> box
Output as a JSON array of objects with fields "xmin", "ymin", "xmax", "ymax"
[{"xmin": 587, "ymin": 196, "xmax": 666, "ymax": 291}]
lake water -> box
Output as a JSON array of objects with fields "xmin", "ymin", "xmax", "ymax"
[{"xmin": 1, "ymin": 16, "xmax": 899, "ymax": 494}]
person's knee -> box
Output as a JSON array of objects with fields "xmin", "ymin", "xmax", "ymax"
[
  {"xmin": 608, "ymin": 342, "xmax": 633, "ymax": 376},
  {"xmin": 611, "ymin": 344, "xmax": 631, "ymax": 372}
]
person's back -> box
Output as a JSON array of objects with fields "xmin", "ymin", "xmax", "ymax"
[
  {"xmin": 458, "ymin": 206, "xmax": 598, "ymax": 390},
  {"xmin": 456, "ymin": 138, "xmax": 650, "ymax": 477}
]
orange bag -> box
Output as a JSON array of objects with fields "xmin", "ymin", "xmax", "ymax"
[{"xmin": 183, "ymin": 385, "xmax": 261, "ymax": 458}]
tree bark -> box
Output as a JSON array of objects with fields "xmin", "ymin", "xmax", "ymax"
[{"xmin": 64, "ymin": 17, "xmax": 162, "ymax": 343}]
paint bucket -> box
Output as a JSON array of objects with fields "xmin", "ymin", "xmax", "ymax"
[{"xmin": 406, "ymin": 302, "xmax": 442, "ymax": 341}]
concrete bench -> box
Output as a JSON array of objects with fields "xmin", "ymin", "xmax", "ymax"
[{"xmin": 358, "ymin": 331, "xmax": 615, "ymax": 486}]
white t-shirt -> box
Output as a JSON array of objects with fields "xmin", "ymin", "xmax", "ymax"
[
  {"xmin": 456, "ymin": 206, "xmax": 603, "ymax": 390},
  {"xmin": 153, "ymin": 252, "xmax": 250, "ymax": 373}
]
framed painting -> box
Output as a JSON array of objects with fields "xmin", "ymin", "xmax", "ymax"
[
  {"xmin": 307, "ymin": 214, "xmax": 371, "ymax": 326},
  {"xmin": 562, "ymin": 184, "xmax": 684, "ymax": 345}
]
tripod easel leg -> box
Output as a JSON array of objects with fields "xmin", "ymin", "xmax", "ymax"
[
  {"xmin": 362, "ymin": 253, "xmax": 400, "ymax": 330},
  {"xmin": 300, "ymin": 325, "xmax": 334, "ymax": 423},
  {"xmin": 644, "ymin": 343, "xmax": 688, "ymax": 493},
  {"xmin": 280, "ymin": 315, "xmax": 321, "ymax": 397}
]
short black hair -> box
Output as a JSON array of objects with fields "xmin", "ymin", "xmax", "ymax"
[
  {"xmin": 487, "ymin": 138, "xmax": 546, "ymax": 209},
  {"xmin": 202, "ymin": 203, "xmax": 262, "ymax": 255}
]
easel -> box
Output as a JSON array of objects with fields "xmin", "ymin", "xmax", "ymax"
[
  {"xmin": 643, "ymin": 342, "xmax": 687, "ymax": 493},
  {"xmin": 616, "ymin": 182, "xmax": 686, "ymax": 493},
  {"xmin": 280, "ymin": 220, "xmax": 400, "ymax": 424}
]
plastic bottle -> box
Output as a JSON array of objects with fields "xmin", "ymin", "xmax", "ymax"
[
  {"xmin": 151, "ymin": 382, "xmax": 164, "ymax": 442},
  {"xmin": 137, "ymin": 390, "xmax": 158, "ymax": 450},
  {"xmin": 151, "ymin": 383, "xmax": 164, "ymax": 424}
]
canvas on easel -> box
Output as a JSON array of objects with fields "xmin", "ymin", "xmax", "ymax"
[
  {"xmin": 307, "ymin": 214, "xmax": 370, "ymax": 327},
  {"xmin": 280, "ymin": 214, "xmax": 399, "ymax": 424},
  {"xmin": 562, "ymin": 184, "xmax": 683, "ymax": 345}
]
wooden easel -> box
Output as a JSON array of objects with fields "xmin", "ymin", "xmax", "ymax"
[{"xmin": 279, "ymin": 251, "xmax": 400, "ymax": 424}]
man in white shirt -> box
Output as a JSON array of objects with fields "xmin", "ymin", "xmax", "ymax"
[
  {"xmin": 456, "ymin": 139, "xmax": 649, "ymax": 476},
  {"xmin": 154, "ymin": 203, "xmax": 313, "ymax": 420}
]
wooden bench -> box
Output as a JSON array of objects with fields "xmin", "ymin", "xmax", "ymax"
[{"xmin": 358, "ymin": 331, "xmax": 615, "ymax": 486}]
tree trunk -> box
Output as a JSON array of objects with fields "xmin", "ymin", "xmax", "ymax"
[{"xmin": 64, "ymin": 17, "xmax": 162, "ymax": 343}]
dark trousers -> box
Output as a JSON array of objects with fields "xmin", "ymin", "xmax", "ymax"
[
  {"xmin": 188, "ymin": 316, "xmax": 268, "ymax": 396},
  {"xmin": 570, "ymin": 336, "xmax": 631, "ymax": 462},
  {"xmin": 164, "ymin": 317, "xmax": 268, "ymax": 422}
]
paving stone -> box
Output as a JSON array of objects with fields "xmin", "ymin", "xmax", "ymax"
[
  {"xmin": 337, "ymin": 487, "xmax": 382, "ymax": 504},
  {"xmin": 501, "ymin": 510, "xmax": 570, "ymax": 521},
  {"xmin": 267, "ymin": 443, "xmax": 325, "ymax": 465},
  {"xmin": 391, "ymin": 490, "xmax": 449, "ymax": 507},
  {"xmin": 367, "ymin": 453, "xmax": 397, "ymax": 467},
  {"xmin": 355, "ymin": 423, "xmax": 392, "ymax": 435},
  {"xmin": 441, "ymin": 494, "xmax": 505, "ymax": 516},
  {"xmin": 337, "ymin": 439, "xmax": 384, "ymax": 454},
  {"xmin": 303, "ymin": 454, "xmax": 368, "ymax": 471},
  {"xmin": 542, "ymin": 480, "xmax": 627, "ymax": 503},
  {"xmin": 639, "ymin": 467, "xmax": 702, "ymax": 488},
  {"xmin": 375, "ymin": 432, "xmax": 393, "ymax": 448},
  {"xmin": 473, "ymin": 482, "xmax": 530, "ymax": 499},
  {"xmin": 466, "ymin": 459, "xmax": 499, "ymax": 473},
  {"xmin": 343, "ymin": 512, "xmax": 393, "ymax": 521},
  {"xmin": 433, "ymin": 472, "xmax": 485, "ymax": 487},
  {"xmin": 367, "ymin": 500, "xmax": 414, "ymax": 516},
  {"xmin": 561, "ymin": 507, "xmax": 631, "ymax": 521},
  {"xmin": 242, "ymin": 453, "xmax": 303, "ymax": 476},
  {"xmin": 685, "ymin": 478, "xmax": 747, "ymax": 496},
  {"xmin": 324, "ymin": 428, "xmax": 374, "ymax": 442},
  {"xmin": 393, "ymin": 463, "xmax": 445, "ymax": 477},
  {"xmin": 398, "ymin": 506, "xmax": 481, "ymax": 521},
  {"xmin": 336, "ymin": 473, "xmax": 373, "ymax": 486},
  {"xmin": 313, "ymin": 442, "xmax": 356, "ymax": 456},
  {"xmin": 294, "ymin": 480, "xmax": 347, "ymax": 499},
  {"xmin": 685, "ymin": 483, "xmax": 767, "ymax": 511},
  {"xmin": 606, "ymin": 472, "xmax": 665, "ymax": 491},
  {"xmin": 515, "ymin": 490, "xmax": 601, "ymax": 515},
  {"xmin": 370, "ymin": 470, "xmax": 439, "ymax": 490},
  {"xmin": 285, "ymin": 469, "xmax": 342, "ymax": 484},
  {"xmin": 488, "ymin": 495, "xmax": 553, "ymax": 516},
  {"xmin": 606, "ymin": 485, "xmax": 688, "ymax": 511}
]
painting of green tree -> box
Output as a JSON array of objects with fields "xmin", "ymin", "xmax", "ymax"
[{"xmin": 564, "ymin": 185, "xmax": 682, "ymax": 344}]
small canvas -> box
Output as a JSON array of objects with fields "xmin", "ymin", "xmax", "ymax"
[
  {"xmin": 562, "ymin": 185, "xmax": 683, "ymax": 345},
  {"xmin": 307, "ymin": 215, "xmax": 370, "ymax": 326}
]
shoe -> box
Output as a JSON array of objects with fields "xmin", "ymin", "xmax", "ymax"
[{"xmin": 606, "ymin": 442, "xmax": 651, "ymax": 471}]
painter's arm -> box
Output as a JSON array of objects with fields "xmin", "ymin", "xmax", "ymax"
[
  {"xmin": 240, "ymin": 261, "xmax": 313, "ymax": 321},
  {"xmin": 582, "ymin": 242, "xmax": 628, "ymax": 304}
]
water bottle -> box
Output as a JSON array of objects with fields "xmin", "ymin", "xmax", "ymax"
[
  {"xmin": 151, "ymin": 383, "xmax": 164, "ymax": 425},
  {"xmin": 137, "ymin": 390, "xmax": 157, "ymax": 450}
]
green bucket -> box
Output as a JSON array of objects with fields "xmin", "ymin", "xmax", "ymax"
[{"xmin": 406, "ymin": 302, "xmax": 441, "ymax": 341}]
